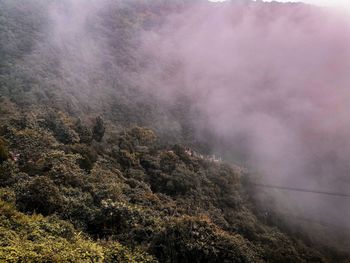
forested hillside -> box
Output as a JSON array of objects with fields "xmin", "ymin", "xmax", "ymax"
[{"xmin": 0, "ymin": 0, "xmax": 349, "ymax": 262}]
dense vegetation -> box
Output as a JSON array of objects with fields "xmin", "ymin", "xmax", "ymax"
[
  {"xmin": 0, "ymin": 0, "xmax": 349, "ymax": 262},
  {"xmin": 0, "ymin": 101, "xmax": 348, "ymax": 262}
]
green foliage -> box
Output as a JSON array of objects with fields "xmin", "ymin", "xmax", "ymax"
[
  {"xmin": 40, "ymin": 150, "xmax": 85, "ymax": 187},
  {"xmin": 129, "ymin": 126, "xmax": 156, "ymax": 146},
  {"xmin": 0, "ymin": 199, "xmax": 156, "ymax": 263},
  {"xmin": 103, "ymin": 242, "xmax": 157, "ymax": 263},
  {"xmin": 5, "ymin": 127, "xmax": 57, "ymax": 175},
  {"xmin": 0, "ymin": 187, "xmax": 15, "ymax": 204},
  {"xmin": 117, "ymin": 126, "xmax": 156, "ymax": 154},
  {"xmin": 151, "ymin": 216, "xmax": 259, "ymax": 263},
  {"xmin": 0, "ymin": 106, "xmax": 340, "ymax": 262},
  {"xmin": 74, "ymin": 119, "xmax": 93, "ymax": 144},
  {"xmin": 0, "ymin": 137, "xmax": 9, "ymax": 164},
  {"xmin": 16, "ymin": 176, "xmax": 64, "ymax": 216},
  {"xmin": 0, "ymin": 0, "xmax": 347, "ymax": 261},
  {"xmin": 43, "ymin": 112, "xmax": 80, "ymax": 144},
  {"xmin": 93, "ymin": 116, "xmax": 106, "ymax": 142},
  {"xmin": 0, "ymin": 160, "xmax": 20, "ymax": 187},
  {"xmin": 95, "ymin": 200, "xmax": 162, "ymax": 242},
  {"xmin": 0, "ymin": 199, "xmax": 101, "ymax": 262},
  {"xmin": 68, "ymin": 144, "xmax": 98, "ymax": 172}
]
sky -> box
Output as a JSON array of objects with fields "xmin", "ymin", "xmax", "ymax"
[{"xmin": 209, "ymin": 0, "xmax": 350, "ymax": 10}]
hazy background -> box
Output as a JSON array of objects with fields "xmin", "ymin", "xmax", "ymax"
[
  {"xmin": 139, "ymin": 0, "xmax": 350, "ymax": 244},
  {"xmin": 1, "ymin": 0, "xmax": 350, "ymax": 248},
  {"xmin": 211, "ymin": 0, "xmax": 350, "ymax": 10}
]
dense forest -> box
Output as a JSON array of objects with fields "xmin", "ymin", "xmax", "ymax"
[{"xmin": 0, "ymin": 0, "xmax": 350, "ymax": 262}]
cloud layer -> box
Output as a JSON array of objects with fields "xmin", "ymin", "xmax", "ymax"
[{"xmin": 140, "ymin": 1, "xmax": 350, "ymax": 239}]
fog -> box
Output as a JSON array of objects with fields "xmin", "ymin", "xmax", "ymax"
[
  {"xmin": 139, "ymin": 0, "xmax": 350, "ymax": 244},
  {"xmin": 14, "ymin": 0, "xmax": 350, "ymax": 247}
]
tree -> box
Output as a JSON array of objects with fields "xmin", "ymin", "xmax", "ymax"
[
  {"xmin": 92, "ymin": 116, "xmax": 105, "ymax": 142},
  {"xmin": 0, "ymin": 137, "xmax": 8, "ymax": 164},
  {"xmin": 74, "ymin": 119, "xmax": 93, "ymax": 144},
  {"xmin": 16, "ymin": 176, "xmax": 65, "ymax": 215}
]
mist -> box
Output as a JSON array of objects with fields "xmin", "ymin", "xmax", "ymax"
[
  {"xmin": 139, "ymin": 0, "xmax": 350, "ymax": 243},
  {"xmin": 9, "ymin": 0, "xmax": 350, "ymax": 247}
]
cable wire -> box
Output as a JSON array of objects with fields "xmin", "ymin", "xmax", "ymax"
[{"xmin": 250, "ymin": 183, "xmax": 350, "ymax": 198}]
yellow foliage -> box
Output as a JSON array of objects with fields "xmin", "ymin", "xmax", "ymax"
[{"xmin": 0, "ymin": 199, "xmax": 157, "ymax": 263}]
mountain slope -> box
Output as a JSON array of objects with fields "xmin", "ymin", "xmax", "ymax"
[
  {"xmin": 0, "ymin": 0, "xmax": 349, "ymax": 262},
  {"xmin": 0, "ymin": 102, "xmax": 346, "ymax": 262}
]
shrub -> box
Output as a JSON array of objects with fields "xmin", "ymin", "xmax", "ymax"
[
  {"xmin": 43, "ymin": 112, "xmax": 80, "ymax": 144},
  {"xmin": 93, "ymin": 116, "xmax": 105, "ymax": 142},
  {"xmin": 41, "ymin": 151, "xmax": 85, "ymax": 188},
  {"xmin": 16, "ymin": 176, "xmax": 65, "ymax": 216},
  {"xmin": 74, "ymin": 119, "xmax": 93, "ymax": 144},
  {"xmin": 129, "ymin": 127, "xmax": 156, "ymax": 146},
  {"xmin": 0, "ymin": 200, "xmax": 103, "ymax": 262},
  {"xmin": 68, "ymin": 144, "xmax": 98, "ymax": 172},
  {"xmin": 104, "ymin": 242, "xmax": 158, "ymax": 263},
  {"xmin": 0, "ymin": 137, "xmax": 9, "ymax": 164},
  {"xmin": 0, "ymin": 187, "xmax": 16, "ymax": 204},
  {"xmin": 151, "ymin": 216, "xmax": 259, "ymax": 263}
]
